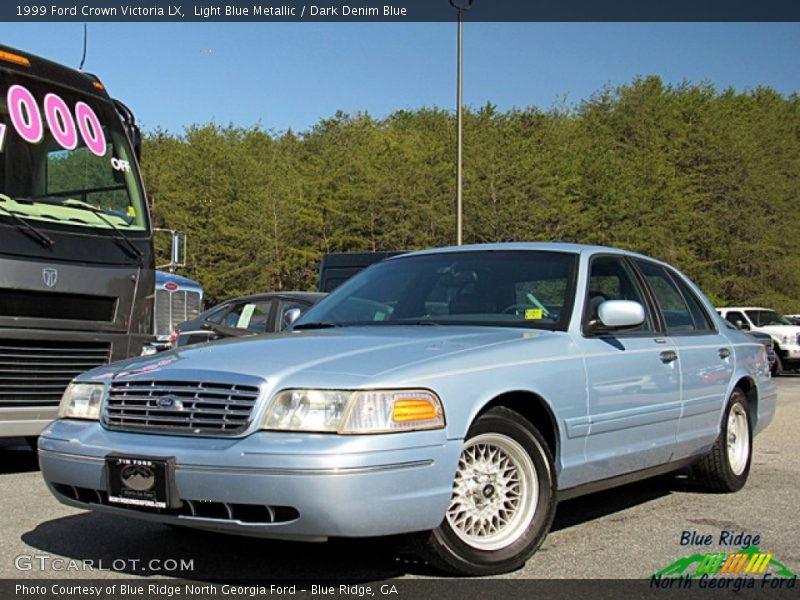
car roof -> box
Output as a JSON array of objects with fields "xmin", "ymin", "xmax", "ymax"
[
  {"xmin": 219, "ymin": 291, "xmax": 327, "ymax": 305},
  {"xmin": 390, "ymin": 241, "xmax": 661, "ymax": 262}
]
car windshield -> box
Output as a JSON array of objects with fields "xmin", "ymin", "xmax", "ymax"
[
  {"xmin": 0, "ymin": 70, "xmax": 147, "ymax": 233},
  {"xmin": 745, "ymin": 310, "xmax": 792, "ymax": 326},
  {"xmin": 296, "ymin": 250, "xmax": 578, "ymax": 330}
]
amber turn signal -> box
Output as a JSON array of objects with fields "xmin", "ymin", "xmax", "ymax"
[{"xmin": 392, "ymin": 398, "xmax": 440, "ymax": 423}]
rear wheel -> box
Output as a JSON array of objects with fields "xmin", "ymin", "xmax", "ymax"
[
  {"xmin": 410, "ymin": 407, "xmax": 556, "ymax": 575},
  {"xmin": 694, "ymin": 389, "xmax": 752, "ymax": 492}
]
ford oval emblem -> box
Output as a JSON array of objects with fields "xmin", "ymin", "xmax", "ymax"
[{"xmin": 158, "ymin": 395, "xmax": 183, "ymax": 410}]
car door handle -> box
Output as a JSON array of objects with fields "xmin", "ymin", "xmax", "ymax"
[
  {"xmin": 719, "ymin": 348, "xmax": 731, "ymax": 359},
  {"xmin": 659, "ymin": 350, "xmax": 678, "ymax": 364}
]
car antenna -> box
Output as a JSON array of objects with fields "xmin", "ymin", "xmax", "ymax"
[{"xmin": 78, "ymin": 24, "xmax": 88, "ymax": 70}]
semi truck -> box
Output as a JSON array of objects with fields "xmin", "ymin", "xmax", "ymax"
[{"xmin": 0, "ymin": 44, "xmax": 154, "ymax": 436}]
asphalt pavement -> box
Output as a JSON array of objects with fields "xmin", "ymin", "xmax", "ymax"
[{"xmin": 1, "ymin": 377, "xmax": 798, "ymax": 581}]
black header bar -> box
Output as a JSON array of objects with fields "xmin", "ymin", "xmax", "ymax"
[{"xmin": 3, "ymin": 0, "xmax": 800, "ymax": 22}]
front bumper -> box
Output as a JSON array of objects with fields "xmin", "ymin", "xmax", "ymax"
[
  {"xmin": 778, "ymin": 344, "xmax": 800, "ymax": 363},
  {"xmin": 39, "ymin": 420, "xmax": 461, "ymax": 540},
  {"xmin": 0, "ymin": 406, "xmax": 57, "ymax": 437}
]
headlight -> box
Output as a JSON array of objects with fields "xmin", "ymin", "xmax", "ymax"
[
  {"xmin": 57, "ymin": 382, "xmax": 105, "ymax": 420},
  {"xmin": 262, "ymin": 389, "xmax": 445, "ymax": 434}
]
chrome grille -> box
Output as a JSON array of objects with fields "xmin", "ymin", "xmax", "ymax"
[
  {"xmin": 154, "ymin": 289, "xmax": 203, "ymax": 337},
  {"xmin": 186, "ymin": 291, "xmax": 202, "ymax": 320},
  {"xmin": 0, "ymin": 340, "xmax": 110, "ymax": 407},
  {"xmin": 103, "ymin": 380, "xmax": 261, "ymax": 435},
  {"xmin": 154, "ymin": 289, "xmax": 171, "ymax": 337}
]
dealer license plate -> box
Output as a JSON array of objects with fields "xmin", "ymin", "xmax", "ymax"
[{"xmin": 106, "ymin": 455, "xmax": 173, "ymax": 509}]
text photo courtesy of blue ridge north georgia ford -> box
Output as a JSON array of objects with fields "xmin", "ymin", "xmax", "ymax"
[{"xmin": 0, "ymin": 8, "xmax": 799, "ymax": 592}]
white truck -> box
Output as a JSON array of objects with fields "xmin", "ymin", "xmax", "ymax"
[{"xmin": 717, "ymin": 306, "xmax": 800, "ymax": 375}]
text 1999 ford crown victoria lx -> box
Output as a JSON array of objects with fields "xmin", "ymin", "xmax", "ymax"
[{"xmin": 39, "ymin": 243, "xmax": 776, "ymax": 575}]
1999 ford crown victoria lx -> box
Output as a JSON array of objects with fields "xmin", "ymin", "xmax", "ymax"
[{"xmin": 39, "ymin": 243, "xmax": 776, "ymax": 575}]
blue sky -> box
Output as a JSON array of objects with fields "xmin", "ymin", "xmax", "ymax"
[{"xmin": 1, "ymin": 22, "xmax": 798, "ymax": 134}]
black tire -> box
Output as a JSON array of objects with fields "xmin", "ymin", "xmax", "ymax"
[
  {"xmin": 771, "ymin": 352, "xmax": 783, "ymax": 376},
  {"xmin": 694, "ymin": 389, "xmax": 752, "ymax": 493},
  {"xmin": 408, "ymin": 406, "xmax": 556, "ymax": 576}
]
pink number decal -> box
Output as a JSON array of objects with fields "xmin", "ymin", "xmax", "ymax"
[
  {"xmin": 75, "ymin": 101, "xmax": 106, "ymax": 157},
  {"xmin": 44, "ymin": 93, "xmax": 78, "ymax": 150},
  {"xmin": 7, "ymin": 84, "xmax": 43, "ymax": 144}
]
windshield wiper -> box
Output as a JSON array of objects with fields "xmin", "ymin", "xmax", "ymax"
[
  {"xmin": 61, "ymin": 199, "xmax": 143, "ymax": 261},
  {"xmin": 0, "ymin": 194, "xmax": 55, "ymax": 248},
  {"xmin": 293, "ymin": 322, "xmax": 343, "ymax": 330}
]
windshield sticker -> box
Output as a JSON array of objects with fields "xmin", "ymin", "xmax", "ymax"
[
  {"xmin": 7, "ymin": 84, "xmax": 43, "ymax": 143},
  {"xmin": 44, "ymin": 93, "xmax": 78, "ymax": 150},
  {"xmin": 111, "ymin": 157, "xmax": 131, "ymax": 172},
  {"xmin": 4, "ymin": 85, "xmax": 107, "ymax": 156},
  {"xmin": 525, "ymin": 308, "xmax": 544, "ymax": 320}
]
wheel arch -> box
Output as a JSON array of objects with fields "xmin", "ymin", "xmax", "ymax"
[
  {"xmin": 731, "ymin": 376, "xmax": 759, "ymax": 430},
  {"xmin": 473, "ymin": 390, "xmax": 560, "ymax": 463}
]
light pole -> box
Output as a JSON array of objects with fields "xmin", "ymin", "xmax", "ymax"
[{"xmin": 450, "ymin": 0, "xmax": 472, "ymax": 246}]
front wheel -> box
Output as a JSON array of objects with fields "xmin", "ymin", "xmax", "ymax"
[
  {"xmin": 694, "ymin": 389, "xmax": 752, "ymax": 492},
  {"xmin": 410, "ymin": 407, "xmax": 556, "ymax": 575}
]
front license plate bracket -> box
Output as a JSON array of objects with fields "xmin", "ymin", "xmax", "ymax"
[{"xmin": 105, "ymin": 454, "xmax": 180, "ymax": 509}]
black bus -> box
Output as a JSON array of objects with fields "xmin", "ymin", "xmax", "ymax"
[{"xmin": 0, "ymin": 45, "xmax": 154, "ymax": 437}]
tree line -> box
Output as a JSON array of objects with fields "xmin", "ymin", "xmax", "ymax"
[{"xmin": 141, "ymin": 76, "xmax": 800, "ymax": 311}]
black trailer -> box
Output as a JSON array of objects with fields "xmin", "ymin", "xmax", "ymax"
[{"xmin": 317, "ymin": 251, "xmax": 404, "ymax": 292}]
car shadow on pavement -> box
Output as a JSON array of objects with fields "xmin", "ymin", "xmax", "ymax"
[
  {"xmin": 552, "ymin": 469, "xmax": 692, "ymax": 531},
  {"xmin": 0, "ymin": 437, "xmax": 39, "ymax": 474},
  {"xmin": 21, "ymin": 512, "xmax": 437, "ymax": 580}
]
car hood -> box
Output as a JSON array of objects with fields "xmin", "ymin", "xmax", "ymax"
[
  {"xmin": 755, "ymin": 325, "xmax": 800, "ymax": 337},
  {"xmin": 83, "ymin": 326, "xmax": 557, "ymax": 385}
]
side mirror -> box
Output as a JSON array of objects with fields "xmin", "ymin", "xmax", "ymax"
[
  {"xmin": 113, "ymin": 98, "xmax": 142, "ymax": 160},
  {"xmin": 587, "ymin": 300, "xmax": 645, "ymax": 334},
  {"xmin": 735, "ymin": 320, "xmax": 750, "ymax": 331},
  {"xmin": 283, "ymin": 307, "xmax": 303, "ymax": 330}
]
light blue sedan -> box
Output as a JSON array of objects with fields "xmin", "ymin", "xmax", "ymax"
[{"xmin": 39, "ymin": 243, "xmax": 776, "ymax": 575}]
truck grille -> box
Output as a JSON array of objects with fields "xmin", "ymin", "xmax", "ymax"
[
  {"xmin": 103, "ymin": 380, "xmax": 261, "ymax": 435},
  {"xmin": 154, "ymin": 289, "xmax": 202, "ymax": 337},
  {"xmin": 0, "ymin": 340, "xmax": 110, "ymax": 407},
  {"xmin": 0, "ymin": 289, "xmax": 116, "ymax": 322}
]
